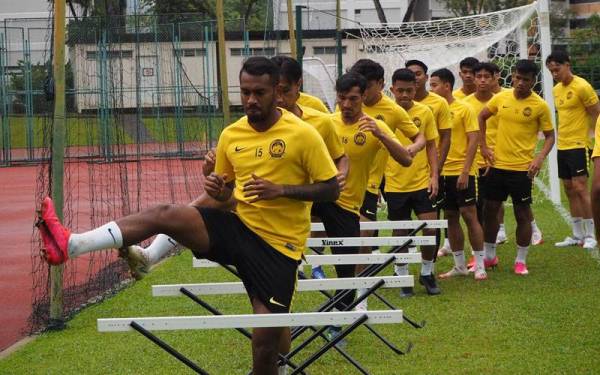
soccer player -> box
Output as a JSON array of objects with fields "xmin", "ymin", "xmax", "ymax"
[
  {"xmin": 297, "ymin": 90, "xmax": 330, "ymax": 113},
  {"xmin": 591, "ymin": 116, "xmax": 600, "ymax": 242},
  {"xmin": 36, "ymin": 57, "xmax": 340, "ymax": 375},
  {"xmin": 479, "ymin": 59, "xmax": 555, "ymax": 276},
  {"xmin": 343, "ymin": 59, "xmax": 424, "ymax": 282},
  {"xmin": 453, "ymin": 57, "xmax": 479, "ymax": 99},
  {"xmin": 388, "ymin": 68, "xmax": 441, "ymax": 296},
  {"xmin": 546, "ymin": 51, "xmax": 600, "ymax": 249},
  {"xmin": 319, "ymin": 72, "xmax": 412, "ymax": 323},
  {"xmin": 404, "ymin": 60, "xmax": 453, "ymax": 256},
  {"xmin": 429, "ymin": 68, "xmax": 487, "ymax": 281}
]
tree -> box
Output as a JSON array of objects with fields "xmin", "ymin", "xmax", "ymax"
[{"xmin": 441, "ymin": 0, "xmax": 531, "ymax": 17}]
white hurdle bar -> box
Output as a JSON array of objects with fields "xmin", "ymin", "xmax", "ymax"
[
  {"xmin": 97, "ymin": 310, "xmax": 403, "ymax": 332},
  {"xmin": 193, "ymin": 252, "xmax": 422, "ymax": 268},
  {"xmin": 311, "ymin": 219, "xmax": 447, "ymax": 232},
  {"xmin": 152, "ymin": 276, "xmax": 413, "ymax": 297}
]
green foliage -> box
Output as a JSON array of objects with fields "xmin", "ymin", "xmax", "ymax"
[
  {"xmin": 441, "ymin": 0, "xmax": 531, "ymax": 17},
  {"xmin": 569, "ymin": 14, "xmax": 600, "ymax": 89}
]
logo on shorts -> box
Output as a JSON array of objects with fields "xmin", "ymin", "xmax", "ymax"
[
  {"xmin": 375, "ymin": 114, "xmax": 385, "ymax": 121},
  {"xmin": 354, "ymin": 132, "xmax": 367, "ymax": 146},
  {"xmin": 365, "ymin": 210, "xmax": 376, "ymax": 215},
  {"xmin": 465, "ymin": 197, "xmax": 475, "ymax": 203},
  {"xmin": 269, "ymin": 297, "xmax": 286, "ymax": 308},
  {"xmin": 567, "ymin": 91, "xmax": 573, "ymax": 100},
  {"xmin": 577, "ymin": 169, "xmax": 585, "ymax": 173},
  {"xmin": 322, "ymin": 239, "xmax": 344, "ymax": 246},
  {"xmin": 269, "ymin": 139, "xmax": 286, "ymax": 158},
  {"xmin": 522, "ymin": 107, "xmax": 532, "ymax": 117},
  {"xmin": 521, "ymin": 197, "xmax": 530, "ymax": 202},
  {"xmin": 413, "ymin": 117, "xmax": 422, "ymax": 127}
]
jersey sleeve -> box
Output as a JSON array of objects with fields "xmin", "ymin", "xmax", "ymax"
[
  {"xmin": 463, "ymin": 104, "xmax": 480, "ymax": 133},
  {"xmin": 322, "ymin": 117, "xmax": 345, "ymax": 160},
  {"xmin": 538, "ymin": 101, "xmax": 554, "ymax": 132},
  {"xmin": 437, "ymin": 99, "xmax": 453, "ymax": 130},
  {"xmin": 394, "ymin": 107, "xmax": 420, "ymax": 138},
  {"xmin": 214, "ymin": 130, "xmax": 235, "ymax": 183},
  {"xmin": 486, "ymin": 94, "xmax": 500, "ymax": 115},
  {"xmin": 302, "ymin": 127, "xmax": 338, "ymax": 182},
  {"xmin": 312, "ymin": 97, "xmax": 331, "ymax": 113},
  {"xmin": 577, "ymin": 79, "xmax": 599, "ymax": 107},
  {"xmin": 423, "ymin": 109, "xmax": 439, "ymax": 141}
]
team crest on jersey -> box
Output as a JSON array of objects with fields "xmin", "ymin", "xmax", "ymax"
[
  {"xmin": 354, "ymin": 132, "xmax": 367, "ymax": 146},
  {"xmin": 375, "ymin": 114, "xmax": 385, "ymax": 121},
  {"xmin": 567, "ymin": 91, "xmax": 573, "ymax": 100},
  {"xmin": 522, "ymin": 107, "xmax": 532, "ymax": 117},
  {"xmin": 413, "ymin": 117, "xmax": 422, "ymax": 127},
  {"xmin": 269, "ymin": 139, "xmax": 286, "ymax": 158}
]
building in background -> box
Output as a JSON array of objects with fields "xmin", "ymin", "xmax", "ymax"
[{"xmin": 0, "ymin": 0, "xmax": 49, "ymax": 21}]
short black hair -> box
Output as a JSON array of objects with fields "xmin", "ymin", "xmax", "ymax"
[
  {"xmin": 514, "ymin": 59, "xmax": 539, "ymax": 77},
  {"xmin": 405, "ymin": 59, "xmax": 428, "ymax": 73},
  {"xmin": 350, "ymin": 59, "xmax": 384, "ymax": 82},
  {"xmin": 459, "ymin": 57, "xmax": 479, "ymax": 70},
  {"xmin": 431, "ymin": 68, "xmax": 455, "ymax": 89},
  {"xmin": 546, "ymin": 50, "xmax": 571, "ymax": 65},
  {"xmin": 239, "ymin": 56, "xmax": 280, "ymax": 85},
  {"xmin": 270, "ymin": 55, "xmax": 302, "ymax": 83},
  {"xmin": 336, "ymin": 72, "xmax": 367, "ymax": 94},
  {"xmin": 473, "ymin": 62, "xmax": 497, "ymax": 76},
  {"xmin": 391, "ymin": 68, "xmax": 416, "ymax": 84}
]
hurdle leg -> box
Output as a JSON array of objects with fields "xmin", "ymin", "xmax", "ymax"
[{"xmin": 129, "ymin": 321, "xmax": 209, "ymax": 374}]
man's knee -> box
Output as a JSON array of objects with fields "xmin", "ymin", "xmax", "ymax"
[
  {"xmin": 513, "ymin": 205, "xmax": 531, "ymax": 224},
  {"xmin": 253, "ymin": 328, "xmax": 281, "ymax": 362}
]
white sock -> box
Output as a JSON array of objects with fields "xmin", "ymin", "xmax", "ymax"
[
  {"xmin": 394, "ymin": 264, "xmax": 409, "ymax": 276},
  {"xmin": 572, "ymin": 217, "xmax": 583, "ymax": 239},
  {"xmin": 484, "ymin": 242, "xmax": 497, "ymax": 260},
  {"xmin": 144, "ymin": 234, "xmax": 179, "ymax": 264},
  {"xmin": 583, "ymin": 218, "xmax": 595, "ymax": 239},
  {"xmin": 68, "ymin": 221, "xmax": 123, "ymax": 258},
  {"xmin": 531, "ymin": 220, "xmax": 540, "ymax": 233},
  {"xmin": 452, "ymin": 250, "xmax": 466, "ymax": 269},
  {"xmin": 498, "ymin": 223, "xmax": 505, "ymax": 232},
  {"xmin": 278, "ymin": 365, "xmax": 288, "ymax": 375},
  {"xmin": 473, "ymin": 250, "xmax": 485, "ymax": 270},
  {"xmin": 515, "ymin": 245, "xmax": 529, "ymax": 264},
  {"xmin": 421, "ymin": 259, "xmax": 433, "ymax": 276}
]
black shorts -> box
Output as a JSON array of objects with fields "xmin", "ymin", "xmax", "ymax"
[
  {"xmin": 196, "ymin": 208, "xmax": 298, "ymax": 313},
  {"xmin": 434, "ymin": 175, "xmax": 445, "ymax": 210},
  {"xmin": 386, "ymin": 189, "xmax": 436, "ymax": 220},
  {"xmin": 359, "ymin": 191, "xmax": 378, "ymax": 221},
  {"xmin": 478, "ymin": 167, "xmax": 488, "ymax": 201},
  {"xmin": 485, "ymin": 168, "xmax": 532, "ymax": 205},
  {"xmin": 557, "ymin": 148, "xmax": 589, "ymax": 179},
  {"xmin": 440, "ymin": 175, "xmax": 477, "ymax": 211}
]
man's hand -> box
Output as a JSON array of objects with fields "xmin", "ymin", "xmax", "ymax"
[
  {"xmin": 202, "ymin": 149, "xmax": 216, "ymax": 177},
  {"xmin": 243, "ymin": 174, "xmax": 284, "ymax": 203},
  {"xmin": 205, "ymin": 172, "xmax": 228, "ymax": 200},
  {"xmin": 406, "ymin": 144, "xmax": 418, "ymax": 158},
  {"xmin": 336, "ymin": 171, "xmax": 346, "ymax": 191},
  {"xmin": 528, "ymin": 155, "xmax": 544, "ymax": 179},
  {"xmin": 457, "ymin": 171, "xmax": 469, "ymax": 190},
  {"xmin": 481, "ymin": 145, "xmax": 495, "ymax": 167},
  {"xmin": 428, "ymin": 174, "xmax": 439, "ymax": 200},
  {"xmin": 358, "ymin": 116, "xmax": 383, "ymax": 139}
]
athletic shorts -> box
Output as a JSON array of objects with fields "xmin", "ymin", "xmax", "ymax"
[
  {"xmin": 386, "ymin": 188, "xmax": 436, "ymax": 220},
  {"xmin": 359, "ymin": 191, "xmax": 378, "ymax": 221},
  {"xmin": 195, "ymin": 207, "xmax": 298, "ymax": 313},
  {"xmin": 485, "ymin": 168, "xmax": 532, "ymax": 205},
  {"xmin": 440, "ymin": 175, "xmax": 477, "ymax": 211},
  {"xmin": 478, "ymin": 167, "xmax": 488, "ymax": 201},
  {"xmin": 557, "ymin": 148, "xmax": 589, "ymax": 179}
]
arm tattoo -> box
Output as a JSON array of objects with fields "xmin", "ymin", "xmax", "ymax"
[{"xmin": 281, "ymin": 177, "xmax": 339, "ymax": 202}]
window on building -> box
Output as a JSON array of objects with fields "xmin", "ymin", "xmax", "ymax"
[
  {"xmin": 230, "ymin": 47, "xmax": 276, "ymax": 56},
  {"xmin": 313, "ymin": 46, "xmax": 346, "ymax": 55},
  {"xmin": 174, "ymin": 48, "xmax": 207, "ymax": 57},
  {"xmin": 86, "ymin": 50, "xmax": 133, "ymax": 60}
]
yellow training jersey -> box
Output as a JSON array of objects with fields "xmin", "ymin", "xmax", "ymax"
[
  {"xmin": 463, "ymin": 93, "xmax": 498, "ymax": 169},
  {"xmin": 385, "ymin": 101, "xmax": 439, "ymax": 193},
  {"xmin": 442, "ymin": 99, "xmax": 479, "ymax": 176},
  {"xmin": 453, "ymin": 88, "xmax": 469, "ymax": 100},
  {"xmin": 215, "ymin": 109, "xmax": 338, "ymax": 260},
  {"xmin": 362, "ymin": 94, "xmax": 419, "ymax": 194},
  {"xmin": 298, "ymin": 104, "xmax": 345, "ymax": 160},
  {"xmin": 592, "ymin": 116, "xmax": 600, "ymax": 158},
  {"xmin": 553, "ymin": 75, "xmax": 599, "ymax": 150},
  {"xmin": 330, "ymin": 112, "xmax": 399, "ymax": 215},
  {"xmin": 298, "ymin": 92, "xmax": 330, "ymax": 113},
  {"xmin": 486, "ymin": 90, "xmax": 554, "ymax": 172},
  {"xmin": 419, "ymin": 91, "xmax": 452, "ymax": 132}
]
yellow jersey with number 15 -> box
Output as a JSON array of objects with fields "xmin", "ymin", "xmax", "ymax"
[{"xmin": 215, "ymin": 109, "xmax": 338, "ymax": 260}]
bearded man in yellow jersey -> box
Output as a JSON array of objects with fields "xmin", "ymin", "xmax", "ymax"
[
  {"xmin": 314, "ymin": 72, "xmax": 412, "ymax": 334},
  {"xmin": 388, "ymin": 68, "xmax": 441, "ymax": 297},
  {"xmin": 546, "ymin": 51, "xmax": 600, "ymax": 249},
  {"xmin": 453, "ymin": 57, "xmax": 479, "ymax": 99},
  {"xmin": 479, "ymin": 60, "xmax": 555, "ymax": 276},
  {"xmin": 347, "ymin": 59, "xmax": 424, "ymax": 280},
  {"xmin": 591, "ymin": 117, "xmax": 600, "ymax": 241},
  {"xmin": 429, "ymin": 68, "xmax": 488, "ymax": 281},
  {"xmin": 405, "ymin": 60, "xmax": 454, "ymax": 256},
  {"xmin": 36, "ymin": 57, "xmax": 340, "ymax": 375}
]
